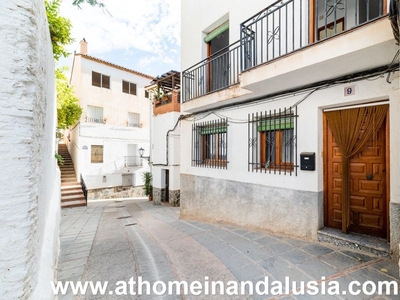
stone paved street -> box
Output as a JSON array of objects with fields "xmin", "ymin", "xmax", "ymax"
[{"xmin": 57, "ymin": 200, "xmax": 399, "ymax": 299}]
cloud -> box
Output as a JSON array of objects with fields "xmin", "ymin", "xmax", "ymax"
[{"xmin": 60, "ymin": 0, "xmax": 180, "ymax": 71}]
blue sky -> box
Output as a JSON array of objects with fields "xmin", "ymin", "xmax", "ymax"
[{"xmin": 59, "ymin": 0, "xmax": 181, "ymax": 78}]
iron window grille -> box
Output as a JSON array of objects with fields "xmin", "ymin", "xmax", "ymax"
[
  {"xmin": 192, "ymin": 118, "xmax": 228, "ymax": 169},
  {"xmin": 248, "ymin": 107, "xmax": 298, "ymax": 175}
]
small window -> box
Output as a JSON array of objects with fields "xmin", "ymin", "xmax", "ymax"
[
  {"xmin": 91, "ymin": 145, "xmax": 103, "ymax": 163},
  {"xmin": 192, "ymin": 118, "xmax": 227, "ymax": 169},
  {"xmin": 92, "ymin": 71, "xmax": 101, "ymax": 87},
  {"xmin": 248, "ymin": 107, "xmax": 297, "ymax": 175},
  {"xmin": 122, "ymin": 80, "xmax": 137, "ymax": 95},
  {"xmin": 92, "ymin": 71, "xmax": 110, "ymax": 89},
  {"xmin": 102, "ymin": 75, "xmax": 110, "ymax": 89},
  {"xmin": 127, "ymin": 112, "xmax": 140, "ymax": 127},
  {"xmin": 87, "ymin": 105, "xmax": 104, "ymax": 123},
  {"xmin": 145, "ymin": 90, "xmax": 149, "ymax": 98}
]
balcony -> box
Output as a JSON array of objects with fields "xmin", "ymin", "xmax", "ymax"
[
  {"xmin": 127, "ymin": 122, "xmax": 141, "ymax": 128},
  {"xmin": 182, "ymin": 0, "xmax": 396, "ymax": 109},
  {"xmin": 147, "ymin": 71, "xmax": 181, "ymax": 116},
  {"xmin": 124, "ymin": 156, "xmax": 143, "ymax": 168},
  {"xmin": 86, "ymin": 117, "xmax": 105, "ymax": 124},
  {"xmin": 182, "ymin": 40, "xmax": 241, "ymax": 103},
  {"xmin": 153, "ymin": 91, "xmax": 180, "ymax": 116}
]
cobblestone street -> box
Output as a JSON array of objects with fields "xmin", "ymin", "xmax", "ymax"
[{"xmin": 57, "ymin": 200, "xmax": 400, "ymax": 300}]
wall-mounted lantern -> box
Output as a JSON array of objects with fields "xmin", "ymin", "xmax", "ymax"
[{"xmin": 138, "ymin": 147, "xmax": 150, "ymax": 162}]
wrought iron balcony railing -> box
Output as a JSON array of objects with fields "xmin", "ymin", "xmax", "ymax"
[
  {"xmin": 124, "ymin": 156, "xmax": 143, "ymax": 167},
  {"xmin": 127, "ymin": 122, "xmax": 141, "ymax": 127},
  {"xmin": 182, "ymin": 40, "xmax": 241, "ymax": 103},
  {"xmin": 182, "ymin": 0, "xmax": 386, "ymax": 103},
  {"xmin": 86, "ymin": 117, "xmax": 105, "ymax": 124},
  {"xmin": 240, "ymin": 0, "xmax": 386, "ymax": 71}
]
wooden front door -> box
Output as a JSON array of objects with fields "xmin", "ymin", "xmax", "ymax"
[{"xmin": 325, "ymin": 113, "xmax": 388, "ymax": 238}]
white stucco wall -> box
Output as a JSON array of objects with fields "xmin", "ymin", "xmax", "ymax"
[
  {"xmin": 0, "ymin": 1, "xmax": 60, "ymax": 299},
  {"xmin": 180, "ymin": 77, "xmax": 399, "ymax": 192},
  {"xmin": 151, "ymin": 112, "xmax": 181, "ymax": 191}
]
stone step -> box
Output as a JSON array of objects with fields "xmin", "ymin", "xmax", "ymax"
[
  {"xmin": 61, "ymin": 184, "xmax": 82, "ymax": 190},
  {"xmin": 61, "ymin": 199, "xmax": 86, "ymax": 208},
  {"xmin": 59, "ymin": 165, "xmax": 74, "ymax": 169},
  {"xmin": 61, "ymin": 160, "xmax": 73, "ymax": 163},
  {"xmin": 60, "ymin": 169, "xmax": 75, "ymax": 173},
  {"xmin": 61, "ymin": 174, "xmax": 76, "ymax": 178},
  {"xmin": 60, "ymin": 165, "xmax": 74, "ymax": 168},
  {"xmin": 62, "ymin": 177, "xmax": 77, "ymax": 181},
  {"xmin": 60, "ymin": 170, "xmax": 76, "ymax": 174},
  {"xmin": 61, "ymin": 181, "xmax": 81, "ymax": 189},
  {"xmin": 61, "ymin": 194, "xmax": 86, "ymax": 202},
  {"xmin": 61, "ymin": 178, "xmax": 78, "ymax": 183},
  {"xmin": 62, "ymin": 189, "xmax": 84, "ymax": 196},
  {"xmin": 317, "ymin": 227, "xmax": 390, "ymax": 258}
]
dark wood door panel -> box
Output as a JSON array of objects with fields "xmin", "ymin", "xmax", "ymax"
[{"xmin": 325, "ymin": 113, "xmax": 387, "ymax": 238}]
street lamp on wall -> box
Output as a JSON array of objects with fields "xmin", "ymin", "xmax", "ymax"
[{"xmin": 138, "ymin": 147, "xmax": 150, "ymax": 162}]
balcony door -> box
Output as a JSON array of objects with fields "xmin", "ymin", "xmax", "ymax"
[
  {"xmin": 126, "ymin": 144, "xmax": 138, "ymax": 167},
  {"xmin": 206, "ymin": 26, "xmax": 229, "ymax": 92},
  {"xmin": 312, "ymin": 0, "xmax": 386, "ymax": 42}
]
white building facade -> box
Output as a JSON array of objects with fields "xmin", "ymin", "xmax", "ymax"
[
  {"xmin": 147, "ymin": 71, "xmax": 181, "ymax": 206},
  {"xmin": 180, "ymin": 0, "xmax": 400, "ymax": 262},
  {"xmin": 67, "ymin": 41, "xmax": 153, "ymax": 199}
]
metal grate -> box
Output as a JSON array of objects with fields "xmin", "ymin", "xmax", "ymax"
[
  {"xmin": 248, "ymin": 107, "xmax": 298, "ymax": 175},
  {"xmin": 192, "ymin": 118, "xmax": 228, "ymax": 169}
]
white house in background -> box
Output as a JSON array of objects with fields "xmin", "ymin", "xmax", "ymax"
[
  {"xmin": 146, "ymin": 71, "xmax": 181, "ymax": 206},
  {"xmin": 180, "ymin": 0, "xmax": 400, "ymax": 262},
  {"xmin": 66, "ymin": 39, "xmax": 153, "ymax": 199}
]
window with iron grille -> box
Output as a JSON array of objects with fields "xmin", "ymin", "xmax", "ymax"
[
  {"xmin": 122, "ymin": 80, "xmax": 137, "ymax": 95},
  {"xmin": 127, "ymin": 112, "xmax": 140, "ymax": 127},
  {"xmin": 248, "ymin": 107, "xmax": 297, "ymax": 175},
  {"xmin": 91, "ymin": 145, "xmax": 103, "ymax": 163},
  {"xmin": 192, "ymin": 118, "xmax": 228, "ymax": 169},
  {"xmin": 92, "ymin": 71, "xmax": 110, "ymax": 89},
  {"xmin": 87, "ymin": 105, "xmax": 104, "ymax": 123}
]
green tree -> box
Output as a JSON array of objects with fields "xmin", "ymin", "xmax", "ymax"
[
  {"xmin": 46, "ymin": 0, "xmax": 104, "ymax": 128},
  {"xmin": 56, "ymin": 68, "xmax": 82, "ymax": 129},
  {"xmin": 46, "ymin": 0, "xmax": 105, "ymax": 61},
  {"xmin": 45, "ymin": 0, "xmax": 74, "ymax": 61}
]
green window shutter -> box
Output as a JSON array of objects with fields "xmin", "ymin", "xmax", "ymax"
[
  {"xmin": 204, "ymin": 21, "xmax": 229, "ymax": 43},
  {"xmin": 257, "ymin": 118, "xmax": 294, "ymax": 132},
  {"xmin": 200, "ymin": 126, "xmax": 227, "ymax": 135}
]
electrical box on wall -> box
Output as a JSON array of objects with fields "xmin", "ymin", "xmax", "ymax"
[{"xmin": 300, "ymin": 152, "xmax": 315, "ymax": 171}]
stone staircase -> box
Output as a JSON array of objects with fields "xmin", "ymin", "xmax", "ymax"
[{"xmin": 58, "ymin": 143, "xmax": 86, "ymax": 208}]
